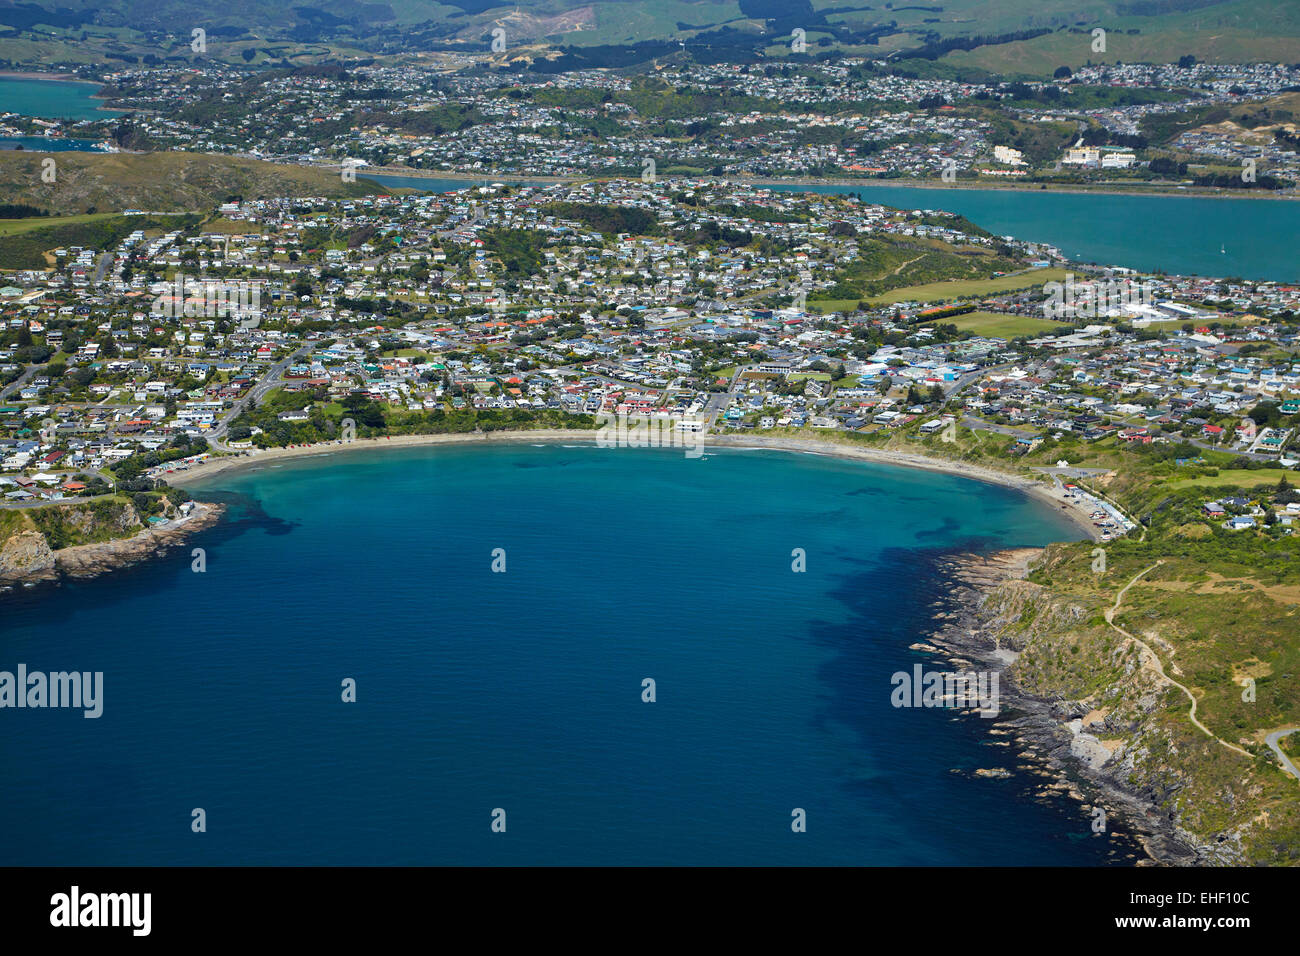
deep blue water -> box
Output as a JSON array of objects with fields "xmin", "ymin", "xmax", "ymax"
[
  {"xmin": 362, "ymin": 173, "xmax": 1300, "ymax": 282},
  {"xmin": 0, "ymin": 444, "xmax": 1142, "ymax": 865}
]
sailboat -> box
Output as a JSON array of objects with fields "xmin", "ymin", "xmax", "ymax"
[{"xmin": 1220, "ymin": 243, "xmax": 1226, "ymax": 254}]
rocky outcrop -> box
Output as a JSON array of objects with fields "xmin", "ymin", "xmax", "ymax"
[
  {"xmin": 923, "ymin": 548, "xmax": 1205, "ymax": 866},
  {"xmin": 64, "ymin": 500, "xmax": 142, "ymax": 538},
  {"xmin": 0, "ymin": 529, "xmax": 57, "ymax": 579},
  {"xmin": 0, "ymin": 501, "xmax": 224, "ymax": 583},
  {"xmin": 978, "ymin": 575, "xmax": 1251, "ymax": 864},
  {"xmin": 53, "ymin": 502, "xmax": 225, "ymax": 578}
]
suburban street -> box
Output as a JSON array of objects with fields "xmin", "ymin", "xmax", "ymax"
[
  {"xmin": 207, "ymin": 341, "xmax": 317, "ymax": 450},
  {"xmin": 0, "ymin": 364, "xmax": 41, "ymax": 401}
]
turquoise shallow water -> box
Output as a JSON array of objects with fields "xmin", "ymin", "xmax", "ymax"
[
  {"xmin": 765, "ymin": 182, "xmax": 1300, "ymax": 283},
  {"xmin": 0, "ymin": 76, "xmax": 123, "ymax": 120},
  {"xmin": 0, "ymin": 444, "xmax": 1143, "ymax": 865},
  {"xmin": 363, "ymin": 173, "xmax": 1300, "ymax": 282}
]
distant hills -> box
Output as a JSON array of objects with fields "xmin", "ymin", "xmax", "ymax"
[
  {"xmin": 0, "ymin": 0, "xmax": 1295, "ymax": 75},
  {"xmin": 0, "ymin": 151, "xmax": 384, "ymax": 215}
]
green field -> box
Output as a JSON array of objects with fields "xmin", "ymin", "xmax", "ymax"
[
  {"xmin": 947, "ymin": 310, "xmax": 1063, "ymax": 339},
  {"xmin": 807, "ymin": 298, "xmax": 862, "ymax": 314},
  {"xmin": 0, "ymin": 211, "xmax": 200, "ymax": 270},
  {"xmin": 1166, "ymin": 470, "xmax": 1295, "ymax": 491},
  {"xmin": 871, "ymin": 268, "xmax": 1070, "ymax": 305},
  {"xmin": 0, "ymin": 213, "xmax": 120, "ymax": 238}
]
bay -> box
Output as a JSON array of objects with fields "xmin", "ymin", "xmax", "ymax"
[
  {"xmin": 0, "ymin": 444, "xmax": 1142, "ymax": 865},
  {"xmin": 0, "ymin": 75, "xmax": 123, "ymax": 121}
]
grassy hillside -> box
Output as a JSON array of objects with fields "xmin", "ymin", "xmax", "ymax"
[
  {"xmin": 870, "ymin": 268, "xmax": 1071, "ymax": 306},
  {"xmin": 0, "ymin": 212, "xmax": 199, "ymax": 269},
  {"xmin": 0, "ymin": 0, "xmax": 1292, "ymax": 70},
  {"xmin": 0, "ymin": 211, "xmax": 121, "ymax": 237},
  {"xmin": 941, "ymin": 0, "xmax": 1299, "ymax": 75},
  {"xmin": 811, "ymin": 234, "xmax": 1037, "ymax": 306},
  {"xmin": 0, "ymin": 152, "xmax": 385, "ymax": 216}
]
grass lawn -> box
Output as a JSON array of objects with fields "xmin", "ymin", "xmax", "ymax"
[
  {"xmin": 948, "ymin": 310, "xmax": 1063, "ymax": 339},
  {"xmin": 0, "ymin": 212, "xmax": 120, "ymax": 237},
  {"xmin": 807, "ymin": 298, "xmax": 862, "ymax": 314},
  {"xmin": 869, "ymin": 268, "xmax": 1070, "ymax": 305},
  {"xmin": 1164, "ymin": 470, "xmax": 1294, "ymax": 491}
]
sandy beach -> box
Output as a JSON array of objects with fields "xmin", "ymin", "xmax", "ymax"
[
  {"xmin": 167, "ymin": 429, "xmax": 1105, "ymax": 541},
  {"xmin": 0, "ymin": 71, "xmax": 81, "ymax": 82}
]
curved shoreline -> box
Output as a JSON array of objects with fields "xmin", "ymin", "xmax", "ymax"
[
  {"xmin": 12, "ymin": 432, "xmax": 1160, "ymax": 861},
  {"xmin": 168, "ymin": 429, "xmax": 1103, "ymax": 541}
]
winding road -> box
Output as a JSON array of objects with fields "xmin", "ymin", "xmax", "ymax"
[
  {"xmin": 1265, "ymin": 729, "xmax": 1300, "ymax": 781},
  {"xmin": 1105, "ymin": 561, "xmax": 1299, "ymax": 777},
  {"xmin": 0, "ymin": 363, "xmax": 41, "ymax": 401}
]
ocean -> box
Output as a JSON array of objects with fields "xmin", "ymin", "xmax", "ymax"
[{"xmin": 0, "ymin": 444, "xmax": 1143, "ymax": 865}]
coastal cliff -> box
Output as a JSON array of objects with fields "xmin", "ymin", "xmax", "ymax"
[
  {"xmin": 0, "ymin": 499, "xmax": 223, "ymax": 584},
  {"xmin": 0, "ymin": 528, "xmax": 55, "ymax": 577},
  {"xmin": 925, "ymin": 549, "xmax": 1200, "ymax": 864},
  {"xmin": 930, "ymin": 546, "xmax": 1299, "ymax": 866}
]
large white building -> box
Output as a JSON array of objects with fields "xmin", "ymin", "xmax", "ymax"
[
  {"xmin": 1063, "ymin": 146, "xmax": 1101, "ymax": 166},
  {"xmin": 992, "ymin": 145, "xmax": 1026, "ymax": 165}
]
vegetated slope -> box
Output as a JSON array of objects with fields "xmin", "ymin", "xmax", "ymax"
[
  {"xmin": 939, "ymin": 0, "xmax": 1300, "ymax": 74},
  {"xmin": 1, "ymin": 0, "xmax": 1293, "ymax": 70},
  {"xmin": 991, "ymin": 537, "xmax": 1300, "ymax": 865},
  {"xmin": 0, "ymin": 212, "xmax": 199, "ymax": 269},
  {"xmin": 0, "ymin": 499, "xmax": 141, "ymax": 577},
  {"xmin": 0, "ymin": 151, "xmax": 385, "ymax": 216},
  {"xmin": 945, "ymin": 426, "xmax": 1300, "ymax": 863},
  {"xmin": 814, "ymin": 233, "xmax": 1026, "ymax": 305}
]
